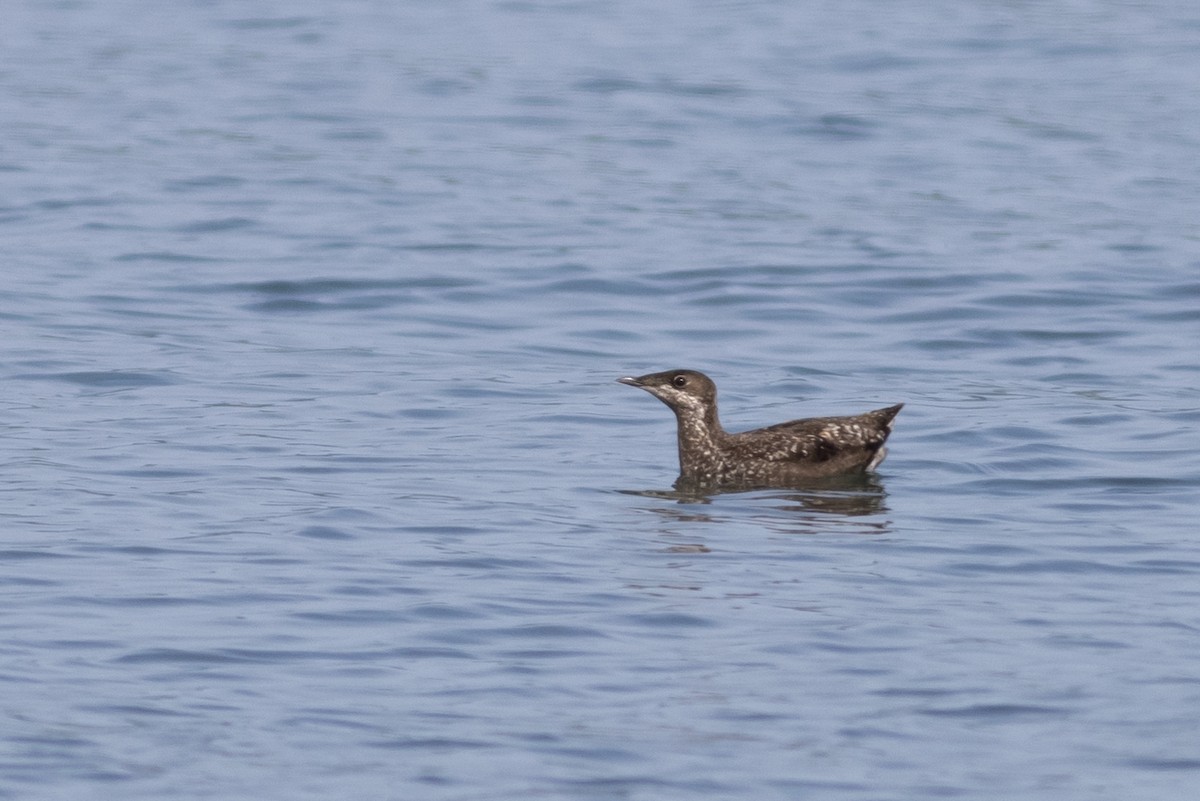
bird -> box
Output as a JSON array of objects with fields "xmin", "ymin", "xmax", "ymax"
[{"xmin": 617, "ymin": 369, "xmax": 902, "ymax": 488}]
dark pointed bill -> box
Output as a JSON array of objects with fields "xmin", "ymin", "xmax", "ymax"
[{"xmin": 616, "ymin": 376, "xmax": 643, "ymax": 387}]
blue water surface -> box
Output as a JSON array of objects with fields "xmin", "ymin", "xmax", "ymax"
[{"xmin": 3, "ymin": 1, "xmax": 1199, "ymax": 799}]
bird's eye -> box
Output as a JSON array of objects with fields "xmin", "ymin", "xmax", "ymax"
[{"xmin": 672, "ymin": 374, "xmax": 688, "ymax": 388}]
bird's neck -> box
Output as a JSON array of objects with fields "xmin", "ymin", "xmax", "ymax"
[{"xmin": 673, "ymin": 403, "xmax": 725, "ymax": 472}]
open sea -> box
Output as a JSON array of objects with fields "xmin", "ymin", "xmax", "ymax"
[{"xmin": 3, "ymin": 1, "xmax": 1199, "ymax": 799}]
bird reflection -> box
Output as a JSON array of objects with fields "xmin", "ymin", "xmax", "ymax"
[{"xmin": 619, "ymin": 472, "xmax": 892, "ymax": 537}]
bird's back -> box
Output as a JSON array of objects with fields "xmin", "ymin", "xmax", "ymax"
[{"xmin": 712, "ymin": 404, "xmax": 903, "ymax": 483}]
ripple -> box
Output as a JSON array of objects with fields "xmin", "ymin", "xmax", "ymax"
[
  {"xmin": 114, "ymin": 251, "xmax": 222, "ymax": 263},
  {"xmin": 14, "ymin": 370, "xmax": 179, "ymax": 388},
  {"xmin": 920, "ymin": 703, "xmax": 1070, "ymax": 718}
]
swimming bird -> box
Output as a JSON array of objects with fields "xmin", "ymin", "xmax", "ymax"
[{"xmin": 617, "ymin": 369, "xmax": 902, "ymax": 488}]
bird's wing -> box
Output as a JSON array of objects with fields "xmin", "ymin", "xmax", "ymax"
[{"xmin": 730, "ymin": 414, "xmax": 893, "ymax": 464}]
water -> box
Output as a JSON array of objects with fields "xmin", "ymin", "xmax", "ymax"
[{"xmin": 3, "ymin": 1, "xmax": 1199, "ymax": 798}]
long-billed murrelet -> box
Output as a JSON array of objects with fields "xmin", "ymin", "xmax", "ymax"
[{"xmin": 618, "ymin": 369, "xmax": 902, "ymax": 488}]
